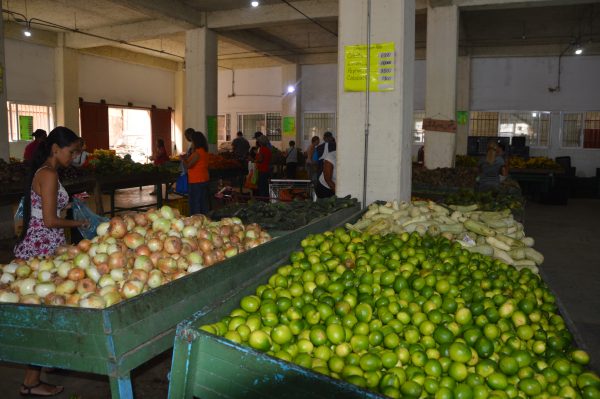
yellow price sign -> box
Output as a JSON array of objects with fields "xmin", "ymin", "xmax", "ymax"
[{"xmin": 344, "ymin": 42, "xmax": 395, "ymax": 92}]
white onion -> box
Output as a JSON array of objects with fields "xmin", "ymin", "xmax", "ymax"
[
  {"xmin": 147, "ymin": 270, "xmax": 163, "ymax": 288},
  {"xmin": 96, "ymin": 222, "xmax": 110, "ymax": 236},
  {"xmin": 133, "ymin": 226, "xmax": 147, "ymax": 237},
  {"xmin": 98, "ymin": 274, "xmax": 115, "ymax": 288},
  {"xmin": 168, "ymin": 230, "xmax": 181, "ymax": 238},
  {"xmin": 3, "ymin": 263, "xmax": 18, "ymax": 274},
  {"xmin": 160, "ymin": 205, "xmax": 175, "ymax": 220},
  {"xmin": 88, "ymin": 244, "xmax": 98, "ymax": 257},
  {"xmin": 74, "ymin": 253, "xmax": 91, "ymax": 269},
  {"xmin": 37, "ymin": 270, "xmax": 53, "ymax": 283},
  {"xmin": 1, "ymin": 272, "xmax": 15, "ymax": 284},
  {"xmin": 18, "ymin": 278, "xmax": 36, "ymax": 295},
  {"xmin": 106, "ymin": 244, "xmax": 119, "ymax": 255},
  {"xmin": 0, "ymin": 290, "xmax": 19, "ymax": 303},
  {"xmin": 153, "ymin": 218, "xmax": 171, "ymax": 233},
  {"xmin": 121, "ymin": 280, "xmax": 143, "ymax": 299},
  {"xmin": 187, "ymin": 264, "xmax": 205, "ymax": 274},
  {"xmin": 133, "ymin": 256, "xmax": 152, "ymax": 272},
  {"xmin": 187, "ymin": 252, "xmax": 202, "ymax": 265},
  {"xmin": 182, "ymin": 226, "xmax": 198, "ymax": 238},
  {"xmin": 57, "ymin": 262, "xmax": 72, "ymax": 278},
  {"xmin": 110, "ymin": 268, "xmax": 125, "ymax": 282},
  {"xmin": 99, "ymin": 285, "xmax": 117, "ymax": 296},
  {"xmin": 86, "ymin": 266, "xmax": 101, "ymax": 283},
  {"xmin": 171, "ymin": 219, "xmax": 185, "ymax": 232},
  {"xmin": 39, "ymin": 260, "xmax": 54, "ymax": 272},
  {"xmin": 105, "ymin": 237, "xmax": 117, "ymax": 245},
  {"xmin": 34, "ymin": 282, "xmax": 56, "ymax": 298},
  {"xmin": 93, "ymin": 253, "xmax": 108, "ymax": 266}
]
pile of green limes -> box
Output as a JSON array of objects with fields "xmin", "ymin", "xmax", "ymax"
[{"xmin": 201, "ymin": 228, "xmax": 599, "ymax": 398}]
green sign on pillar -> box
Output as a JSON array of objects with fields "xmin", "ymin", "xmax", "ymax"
[
  {"xmin": 206, "ymin": 116, "xmax": 217, "ymax": 145},
  {"xmin": 283, "ymin": 116, "xmax": 296, "ymax": 138},
  {"xmin": 19, "ymin": 115, "xmax": 33, "ymax": 140},
  {"xmin": 456, "ymin": 111, "xmax": 469, "ymax": 126}
]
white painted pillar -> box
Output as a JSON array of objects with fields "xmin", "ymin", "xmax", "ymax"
[
  {"xmin": 174, "ymin": 63, "xmax": 185, "ymax": 154},
  {"xmin": 281, "ymin": 64, "xmax": 301, "ymax": 151},
  {"xmin": 424, "ymin": 4, "xmax": 459, "ymax": 168},
  {"xmin": 0, "ymin": 16, "xmax": 14, "ymax": 239},
  {"xmin": 455, "ymin": 55, "xmax": 470, "ymax": 155},
  {"xmin": 55, "ymin": 34, "xmax": 80, "ymax": 133},
  {"xmin": 184, "ymin": 27, "xmax": 218, "ymax": 153},
  {"xmin": 337, "ymin": 0, "xmax": 415, "ymax": 204}
]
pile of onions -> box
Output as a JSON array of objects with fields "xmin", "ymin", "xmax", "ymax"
[{"xmin": 0, "ymin": 206, "xmax": 271, "ymax": 309}]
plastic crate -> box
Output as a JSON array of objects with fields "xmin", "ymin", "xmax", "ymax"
[{"xmin": 269, "ymin": 179, "xmax": 314, "ymax": 202}]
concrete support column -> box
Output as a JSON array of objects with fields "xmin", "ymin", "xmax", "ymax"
[
  {"xmin": 174, "ymin": 63, "xmax": 185, "ymax": 153},
  {"xmin": 281, "ymin": 64, "xmax": 301, "ymax": 151},
  {"xmin": 455, "ymin": 55, "xmax": 471, "ymax": 155},
  {"xmin": 0, "ymin": 16, "xmax": 14, "ymax": 239},
  {"xmin": 424, "ymin": 5, "xmax": 459, "ymax": 168},
  {"xmin": 337, "ymin": 0, "xmax": 415, "ymax": 204},
  {"xmin": 55, "ymin": 34, "xmax": 80, "ymax": 133},
  {"xmin": 184, "ymin": 27, "xmax": 218, "ymax": 153}
]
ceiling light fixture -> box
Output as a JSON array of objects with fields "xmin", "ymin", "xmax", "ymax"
[
  {"xmin": 574, "ymin": 47, "xmax": 583, "ymax": 55},
  {"xmin": 286, "ymin": 85, "xmax": 295, "ymax": 94},
  {"xmin": 23, "ymin": 21, "xmax": 32, "ymax": 37},
  {"xmin": 251, "ymin": 1, "xmax": 259, "ymax": 7}
]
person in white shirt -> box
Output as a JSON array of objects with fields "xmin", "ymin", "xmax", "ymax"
[
  {"xmin": 285, "ymin": 140, "xmax": 300, "ymax": 179},
  {"xmin": 316, "ymin": 147, "xmax": 336, "ymax": 198}
]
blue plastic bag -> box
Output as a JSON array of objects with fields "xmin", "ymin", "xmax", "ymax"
[
  {"xmin": 72, "ymin": 198, "xmax": 109, "ymax": 240},
  {"xmin": 175, "ymin": 173, "xmax": 188, "ymax": 195},
  {"xmin": 14, "ymin": 197, "xmax": 24, "ymax": 221}
]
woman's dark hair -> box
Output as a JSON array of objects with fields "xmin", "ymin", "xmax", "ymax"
[
  {"xmin": 191, "ymin": 131, "xmax": 208, "ymax": 152},
  {"xmin": 157, "ymin": 138, "xmax": 165, "ymax": 148},
  {"xmin": 20, "ymin": 126, "xmax": 79, "ymax": 242},
  {"xmin": 184, "ymin": 128, "xmax": 195, "ymax": 141}
]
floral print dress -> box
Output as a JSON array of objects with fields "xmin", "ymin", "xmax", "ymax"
[{"xmin": 14, "ymin": 169, "xmax": 69, "ymax": 259}]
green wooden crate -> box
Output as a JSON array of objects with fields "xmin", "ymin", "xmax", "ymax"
[
  {"xmin": 0, "ymin": 204, "xmax": 360, "ymax": 399},
  {"xmin": 167, "ymin": 208, "xmax": 385, "ymax": 399}
]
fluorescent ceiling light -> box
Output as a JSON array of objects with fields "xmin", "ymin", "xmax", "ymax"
[
  {"xmin": 574, "ymin": 47, "xmax": 583, "ymax": 55},
  {"xmin": 287, "ymin": 85, "xmax": 295, "ymax": 93},
  {"xmin": 251, "ymin": 1, "xmax": 259, "ymax": 7}
]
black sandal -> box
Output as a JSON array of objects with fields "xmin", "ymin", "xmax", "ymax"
[{"xmin": 20, "ymin": 381, "xmax": 64, "ymax": 397}]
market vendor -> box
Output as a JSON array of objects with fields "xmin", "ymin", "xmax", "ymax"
[
  {"xmin": 477, "ymin": 141, "xmax": 506, "ymax": 191},
  {"xmin": 184, "ymin": 131, "xmax": 210, "ymax": 214}
]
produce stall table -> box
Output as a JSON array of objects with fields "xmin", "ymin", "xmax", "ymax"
[
  {"xmin": 0, "ymin": 204, "xmax": 360, "ymax": 399},
  {"xmin": 509, "ymin": 168, "xmax": 562, "ymax": 199},
  {"xmin": 0, "ymin": 178, "xmax": 96, "ymax": 207}
]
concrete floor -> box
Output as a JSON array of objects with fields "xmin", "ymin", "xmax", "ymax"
[{"xmin": 0, "ymin": 196, "xmax": 598, "ymax": 398}]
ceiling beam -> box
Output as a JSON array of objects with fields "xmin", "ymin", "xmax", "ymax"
[
  {"xmin": 105, "ymin": 0, "xmax": 203, "ymax": 28},
  {"xmin": 217, "ymin": 30, "xmax": 300, "ymax": 64},
  {"xmin": 455, "ymin": 0, "xmax": 598, "ymax": 10},
  {"xmin": 206, "ymin": 0, "xmax": 337, "ymax": 30},
  {"xmin": 64, "ymin": 19, "xmax": 185, "ymax": 49}
]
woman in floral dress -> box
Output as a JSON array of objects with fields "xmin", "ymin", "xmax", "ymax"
[{"xmin": 14, "ymin": 126, "xmax": 88, "ymax": 397}]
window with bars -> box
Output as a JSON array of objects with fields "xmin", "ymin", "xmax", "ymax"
[
  {"xmin": 469, "ymin": 111, "xmax": 549, "ymax": 146},
  {"xmin": 7, "ymin": 102, "xmax": 55, "ymax": 142},
  {"xmin": 413, "ymin": 111, "xmax": 425, "ymax": 143},
  {"xmin": 303, "ymin": 112, "xmax": 336, "ymax": 141},
  {"xmin": 218, "ymin": 114, "xmax": 231, "ymax": 141},
  {"xmin": 562, "ymin": 112, "xmax": 600, "ymax": 148},
  {"xmin": 237, "ymin": 113, "xmax": 266, "ymax": 139},
  {"xmin": 266, "ymin": 112, "xmax": 281, "ymax": 141}
]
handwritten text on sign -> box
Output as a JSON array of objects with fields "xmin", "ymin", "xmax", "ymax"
[
  {"xmin": 344, "ymin": 42, "xmax": 395, "ymax": 92},
  {"xmin": 422, "ymin": 118, "xmax": 457, "ymax": 134}
]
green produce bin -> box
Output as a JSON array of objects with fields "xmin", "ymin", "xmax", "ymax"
[
  {"xmin": 168, "ymin": 208, "xmax": 375, "ymax": 399},
  {"xmin": 0, "ymin": 204, "xmax": 360, "ymax": 399}
]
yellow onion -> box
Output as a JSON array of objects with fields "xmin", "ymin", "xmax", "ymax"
[
  {"xmin": 180, "ymin": 243, "xmax": 192, "ymax": 257},
  {"xmin": 123, "ymin": 215, "xmax": 136, "ymax": 231},
  {"xmin": 133, "ymin": 256, "xmax": 153, "ymax": 272},
  {"xmin": 98, "ymin": 274, "xmax": 116, "ymax": 288},
  {"xmin": 133, "ymin": 226, "xmax": 147, "ymax": 237},
  {"xmin": 134, "ymin": 213, "xmax": 148, "ymax": 226},
  {"xmin": 57, "ymin": 262, "xmax": 72, "ymax": 279},
  {"xmin": 74, "ymin": 253, "xmax": 91, "ymax": 269},
  {"xmin": 146, "ymin": 210, "xmax": 160, "ymax": 222},
  {"xmin": 102, "ymin": 291, "xmax": 121, "ymax": 307},
  {"xmin": 45, "ymin": 293, "xmax": 66, "ymax": 306},
  {"xmin": 15, "ymin": 265, "xmax": 32, "ymax": 278},
  {"xmin": 68, "ymin": 267, "xmax": 85, "ymax": 281},
  {"xmin": 135, "ymin": 245, "xmax": 151, "ymax": 257},
  {"xmin": 79, "ymin": 294, "xmax": 106, "ymax": 309},
  {"xmin": 121, "ymin": 280, "xmax": 144, "ymax": 299},
  {"xmin": 0, "ymin": 290, "xmax": 19, "ymax": 303},
  {"xmin": 130, "ymin": 269, "xmax": 148, "ymax": 284},
  {"xmin": 56, "ymin": 280, "xmax": 77, "ymax": 295},
  {"xmin": 182, "ymin": 226, "xmax": 198, "ymax": 238},
  {"xmin": 20, "ymin": 294, "xmax": 42, "ymax": 304},
  {"xmin": 224, "ymin": 246, "xmax": 239, "ymax": 259},
  {"xmin": 55, "ymin": 245, "xmax": 69, "ymax": 256},
  {"xmin": 157, "ymin": 258, "xmax": 177, "ymax": 274},
  {"xmin": 152, "ymin": 218, "xmax": 171, "ymax": 233},
  {"xmin": 93, "ymin": 253, "xmax": 108, "ymax": 266},
  {"xmin": 149, "ymin": 251, "xmax": 162, "ymax": 267},
  {"xmin": 123, "ymin": 232, "xmax": 144, "ymax": 250},
  {"xmin": 77, "ymin": 278, "xmax": 96, "ymax": 294},
  {"xmin": 147, "ymin": 238, "xmax": 163, "ymax": 252},
  {"xmin": 39, "ymin": 260, "xmax": 55, "ymax": 272},
  {"xmin": 198, "ymin": 239, "xmax": 213, "ymax": 253},
  {"xmin": 171, "ymin": 219, "xmax": 185, "ymax": 232},
  {"xmin": 172, "ymin": 271, "xmax": 187, "ymax": 280},
  {"xmin": 176, "ymin": 257, "xmax": 189, "ymax": 271},
  {"xmin": 97, "ymin": 263, "xmax": 110, "ymax": 275},
  {"xmin": 77, "ymin": 239, "xmax": 92, "ymax": 252},
  {"xmin": 99, "ymin": 285, "xmax": 117, "ymax": 296},
  {"xmin": 96, "ymin": 222, "xmax": 110, "ymax": 236},
  {"xmin": 109, "ymin": 217, "xmax": 127, "ymax": 239},
  {"xmin": 67, "ymin": 245, "xmax": 81, "ymax": 258},
  {"xmin": 164, "ymin": 237, "xmax": 182, "ymax": 254},
  {"xmin": 3, "ymin": 263, "xmax": 18, "ymax": 274},
  {"xmin": 108, "ymin": 252, "xmax": 126, "ymax": 270},
  {"xmin": 85, "ymin": 266, "xmax": 101, "ymax": 283}
]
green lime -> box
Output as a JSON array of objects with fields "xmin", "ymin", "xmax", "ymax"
[
  {"xmin": 326, "ymin": 324, "xmax": 346, "ymax": 344},
  {"xmin": 248, "ymin": 330, "xmax": 271, "ymax": 352},
  {"xmin": 271, "ymin": 325, "xmax": 293, "ymax": 345},
  {"xmin": 450, "ymin": 342, "xmax": 472, "ymax": 363},
  {"xmin": 240, "ymin": 295, "xmax": 261, "ymax": 313}
]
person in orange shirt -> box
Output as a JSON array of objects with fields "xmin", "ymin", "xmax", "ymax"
[{"xmin": 183, "ymin": 131, "xmax": 210, "ymax": 214}]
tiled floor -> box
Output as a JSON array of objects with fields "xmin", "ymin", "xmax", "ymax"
[{"xmin": 0, "ymin": 196, "xmax": 598, "ymax": 398}]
